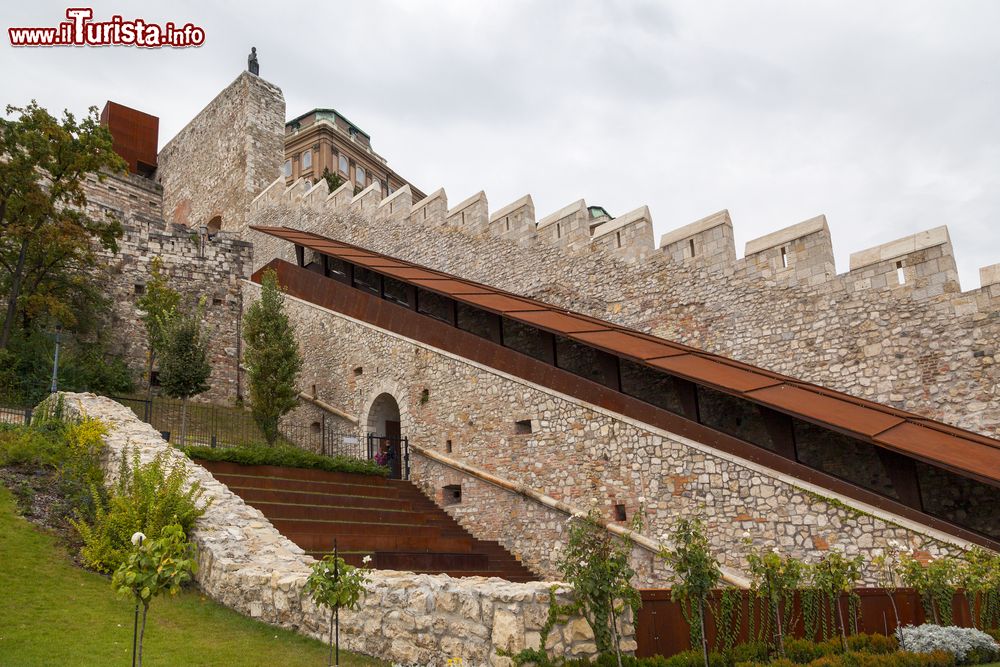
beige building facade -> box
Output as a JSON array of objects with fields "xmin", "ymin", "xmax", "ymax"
[{"xmin": 283, "ymin": 108, "xmax": 425, "ymax": 201}]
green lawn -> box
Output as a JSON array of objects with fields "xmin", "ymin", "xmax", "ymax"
[{"xmin": 0, "ymin": 485, "xmax": 382, "ymax": 666}]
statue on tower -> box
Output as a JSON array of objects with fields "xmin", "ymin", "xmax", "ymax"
[{"xmin": 247, "ymin": 47, "xmax": 259, "ymax": 75}]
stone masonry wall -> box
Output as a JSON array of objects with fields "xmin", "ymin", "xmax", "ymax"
[
  {"xmin": 82, "ymin": 172, "xmax": 251, "ymax": 402},
  {"xmin": 246, "ymin": 281, "xmax": 970, "ymax": 586},
  {"xmin": 59, "ymin": 392, "xmax": 619, "ymax": 666},
  {"xmin": 245, "ymin": 194, "xmax": 999, "ymax": 438},
  {"xmin": 157, "ymin": 72, "xmax": 284, "ymax": 235}
]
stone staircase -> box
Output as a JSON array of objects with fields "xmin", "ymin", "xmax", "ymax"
[{"xmin": 197, "ymin": 460, "xmax": 536, "ymax": 582}]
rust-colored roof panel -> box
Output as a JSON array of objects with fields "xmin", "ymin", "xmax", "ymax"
[
  {"xmin": 375, "ymin": 266, "xmax": 444, "ymax": 281},
  {"xmin": 410, "ymin": 279, "xmax": 494, "ymax": 295},
  {"xmin": 458, "ymin": 293, "xmax": 547, "ymax": 314},
  {"xmin": 510, "ymin": 310, "xmax": 609, "ymax": 334},
  {"xmin": 875, "ymin": 422, "xmax": 1000, "ymax": 484},
  {"xmin": 571, "ymin": 330, "xmax": 688, "ymax": 361},
  {"xmin": 648, "ymin": 355, "xmax": 783, "ymax": 393},
  {"xmin": 747, "ymin": 384, "xmax": 904, "ymax": 438},
  {"xmin": 345, "ymin": 255, "xmax": 411, "ymax": 269}
]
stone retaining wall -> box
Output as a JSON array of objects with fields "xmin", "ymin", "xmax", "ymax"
[{"xmin": 57, "ymin": 392, "xmax": 619, "ymax": 666}]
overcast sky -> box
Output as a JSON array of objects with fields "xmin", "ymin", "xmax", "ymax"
[{"xmin": 3, "ymin": 1, "xmax": 998, "ymax": 288}]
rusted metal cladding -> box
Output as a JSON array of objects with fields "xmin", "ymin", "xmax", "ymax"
[
  {"xmin": 636, "ymin": 588, "xmax": 971, "ymax": 658},
  {"xmin": 100, "ymin": 101, "xmax": 158, "ymax": 176},
  {"xmin": 250, "ymin": 224, "xmax": 1000, "ymax": 491}
]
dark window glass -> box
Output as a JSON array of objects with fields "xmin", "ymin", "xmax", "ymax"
[
  {"xmin": 697, "ymin": 386, "xmax": 778, "ymax": 451},
  {"xmin": 620, "ymin": 359, "xmax": 685, "ymax": 415},
  {"xmin": 793, "ymin": 418, "xmax": 898, "ymax": 500},
  {"xmin": 916, "ymin": 462, "xmax": 1000, "ymax": 540},
  {"xmin": 501, "ymin": 318, "xmax": 552, "ymax": 362},
  {"xmin": 457, "ymin": 303, "xmax": 500, "ymax": 341},
  {"xmin": 416, "ymin": 288, "xmax": 454, "ymax": 323},
  {"xmin": 352, "ymin": 266, "xmax": 381, "ymax": 294},
  {"xmin": 383, "ymin": 276, "xmax": 411, "ymax": 307},
  {"xmin": 327, "ymin": 257, "xmax": 350, "ymax": 278},
  {"xmin": 555, "ymin": 336, "xmax": 615, "ymax": 386}
]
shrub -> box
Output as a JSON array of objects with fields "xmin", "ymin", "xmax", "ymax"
[
  {"xmin": 57, "ymin": 417, "xmax": 108, "ymax": 520},
  {"xmin": 72, "ymin": 448, "xmax": 209, "ymax": 572},
  {"xmin": 180, "ymin": 442, "xmax": 388, "ymax": 477},
  {"xmin": 783, "ymin": 637, "xmax": 835, "ymax": 664},
  {"xmin": 0, "ymin": 426, "xmax": 63, "ymax": 468},
  {"xmin": 896, "ymin": 625, "xmax": 999, "ymax": 664},
  {"xmin": 847, "ymin": 634, "xmax": 899, "ymax": 655},
  {"xmin": 728, "ymin": 642, "xmax": 772, "ymax": 665}
]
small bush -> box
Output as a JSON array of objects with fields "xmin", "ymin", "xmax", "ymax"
[
  {"xmin": 729, "ymin": 642, "xmax": 772, "ymax": 665},
  {"xmin": 0, "ymin": 427, "xmax": 64, "ymax": 468},
  {"xmin": 847, "ymin": 635, "xmax": 899, "ymax": 656},
  {"xmin": 784, "ymin": 638, "xmax": 835, "ymax": 664},
  {"xmin": 72, "ymin": 448, "xmax": 209, "ymax": 572},
  {"xmin": 897, "ymin": 625, "xmax": 998, "ymax": 664},
  {"xmin": 180, "ymin": 443, "xmax": 388, "ymax": 477}
]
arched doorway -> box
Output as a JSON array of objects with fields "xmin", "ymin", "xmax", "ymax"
[{"xmin": 367, "ymin": 393, "xmax": 404, "ymax": 479}]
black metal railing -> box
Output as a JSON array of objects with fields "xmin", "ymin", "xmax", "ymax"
[
  {"xmin": 110, "ymin": 395, "xmax": 327, "ymax": 451},
  {"xmin": 0, "ymin": 403, "xmax": 33, "ymax": 427},
  {"xmin": 366, "ymin": 433, "xmax": 409, "ymax": 480}
]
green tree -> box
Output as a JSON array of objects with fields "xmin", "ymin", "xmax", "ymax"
[
  {"xmin": 661, "ymin": 517, "xmax": 721, "ymax": 667},
  {"xmin": 322, "ymin": 167, "xmax": 344, "ymax": 192},
  {"xmin": 305, "ymin": 552, "xmax": 370, "ymax": 667},
  {"xmin": 158, "ymin": 305, "xmax": 211, "ymax": 444},
  {"xmin": 136, "ymin": 257, "xmax": 180, "ymax": 400},
  {"xmin": 0, "ymin": 101, "xmax": 126, "ymax": 349},
  {"xmin": 557, "ymin": 510, "xmax": 641, "ymax": 664},
  {"xmin": 243, "ymin": 269, "xmax": 302, "ymax": 446},
  {"xmin": 112, "ymin": 524, "xmax": 198, "ymax": 667}
]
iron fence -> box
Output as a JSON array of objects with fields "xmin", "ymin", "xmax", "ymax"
[
  {"xmin": 110, "ymin": 395, "xmax": 328, "ymax": 451},
  {"xmin": 367, "ymin": 433, "xmax": 410, "ymax": 479},
  {"xmin": 0, "ymin": 403, "xmax": 33, "ymax": 427}
]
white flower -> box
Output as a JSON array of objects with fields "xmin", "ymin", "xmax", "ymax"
[
  {"xmin": 637, "ymin": 496, "xmax": 647, "ymax": 503},
  {"xmin": 579, "ymin": 559, "xmax": 587, "ymax": 568},
  {"xmin": 362, "ymin": 555, "xmax": 372, "ymax": 564},
  {"xmin": 742, "ymin": 530, "xmax": 752, "ymax": 539},
  {"xmin": 131, "ymin": 532, "xmax": 146, "ymax": 546}
]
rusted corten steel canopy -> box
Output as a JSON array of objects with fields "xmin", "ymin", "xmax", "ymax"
[{"xmin": 250, "ymin": 225, "xmax": 1000, "ymax": 488}]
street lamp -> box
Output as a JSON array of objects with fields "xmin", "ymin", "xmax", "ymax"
[{"xmin": 49, "ymin": 322, "xmax": 62, "ymax": 395}]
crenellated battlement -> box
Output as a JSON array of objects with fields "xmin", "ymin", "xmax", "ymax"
[{"xmin": 250, "ymin": 174, "xmax": 999, "ymax": 306}]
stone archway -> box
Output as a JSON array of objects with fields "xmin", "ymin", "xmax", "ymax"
[
  {"xmin": 366, "ymin": 392, "xmax": 404, "ymax": 478},
  {"xmin": 366, "ymin": 392, "xmax": 400, "ymax": 437},
  {"xmin": 206, "ymin": 215, "xmax": 222, "ymax": 235}
]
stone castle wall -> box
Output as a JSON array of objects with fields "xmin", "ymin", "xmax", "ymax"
[
  {"xmin": 157, "ymin": 72, "xmax": 284, "ymax": 234},
  {"xmin": 57, "ymin": 392, "xmax": 618, "ymax": 666},
  {"xmin": 82, "ymin": 171, "xmax": 251, "ymax": 402},
  {"xmin": 247, "ymin": 280, "xmax": 970, "ymax": 586},
  {"xmin": 246, "ymin": 185, "xmax": 999, "ymax": 439}
]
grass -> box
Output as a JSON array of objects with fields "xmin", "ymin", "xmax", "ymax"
[{"xmin": 0, "ymin": 484, "xmax": 383, "ymax": 666}]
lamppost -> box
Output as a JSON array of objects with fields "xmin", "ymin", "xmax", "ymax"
[{"xmin": 49, "ymin": 322, "xmax": 62, "ymax": 395}]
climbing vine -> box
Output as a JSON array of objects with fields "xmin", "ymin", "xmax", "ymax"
[
  {"xmin": 810, "ymin": 550, "xmax": 864, "ymax": 651},
  {"xmin": 712, "ymin": 587, "xmax": 744, "ymax": 653},
  {"xmin": 746, "ymin": 545, "xmax": 803, "ymax": 656},
  {"xmin": 900, "ymin": 553, "xmax": 957, "ymax": 626}
]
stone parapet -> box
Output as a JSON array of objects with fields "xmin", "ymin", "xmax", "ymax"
[{"xmin": 58, "ymin": 392, "xmax": 619, "ymax": 666}]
